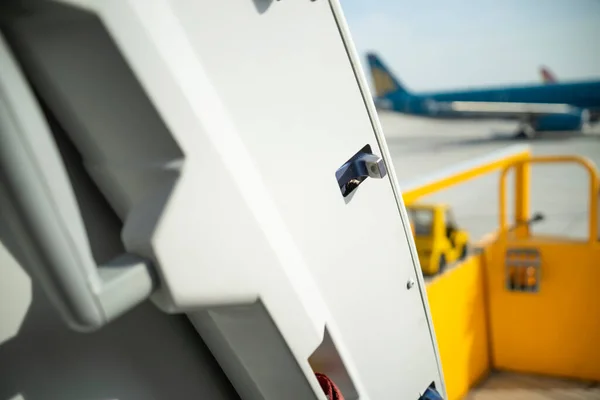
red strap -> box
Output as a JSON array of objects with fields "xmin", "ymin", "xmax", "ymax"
[{"xmin": 315, "ymin": 373, "xmax": 345, "ymax": 400}]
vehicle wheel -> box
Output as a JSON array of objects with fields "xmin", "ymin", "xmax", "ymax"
[
  {"xmin": 438, "ymin": 254, "xmax": 447, "ymax": 273},
  {"xmin": 459, "ymin": 244, "xmax": 468, "ymax": 261}
]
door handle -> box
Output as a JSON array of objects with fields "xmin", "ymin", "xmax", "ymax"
[{"xmin": 336, "ymin": 144, "xmax": 388, "ymax": 197}]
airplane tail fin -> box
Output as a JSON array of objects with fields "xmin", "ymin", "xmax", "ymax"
[
  {"xmin": 540, "ymin": 66, "xmax": 557, "ymax": 84},
  {"xmin": 365, "ymin": 52, "xmax": 410, "ymax": 98}
]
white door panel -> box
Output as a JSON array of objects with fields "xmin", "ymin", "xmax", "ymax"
[{"xmin": 169, "ymin": 1, "xmax": 441, "ymax": 398}]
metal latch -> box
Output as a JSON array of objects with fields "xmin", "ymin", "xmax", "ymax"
[
  {"xmin": 335, "ymin": 144, "xmax": 387, "ymax": 197},
  {"xmin": 506, "ymin": 247, "xmax": 541, "ymax": 293}
]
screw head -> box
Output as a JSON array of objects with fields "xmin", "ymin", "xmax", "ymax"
[{"xmin": 407, "ymin": 279, "xmax": 415, "ymax": 289}]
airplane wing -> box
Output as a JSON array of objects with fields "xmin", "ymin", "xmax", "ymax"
[{"xmin": 447, "ymin": 101, "xmax": 579, "ymax": 120}]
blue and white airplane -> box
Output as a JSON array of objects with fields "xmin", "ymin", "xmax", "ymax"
[{"xmin": 366, "ymin": 53, "xmax": 600, "ymax": 138}]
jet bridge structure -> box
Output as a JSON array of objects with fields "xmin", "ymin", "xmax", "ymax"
[{"xmin": 0, "ymin": 1, "xmax": 445, "ymax": 399}]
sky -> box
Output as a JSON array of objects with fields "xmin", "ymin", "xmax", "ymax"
[{"xmin": 340, "ymin": 0, "xmax": 600, "ymax": 92}]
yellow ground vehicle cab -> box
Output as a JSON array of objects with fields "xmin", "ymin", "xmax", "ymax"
[{"xmin": 407, "ymin": 203, "xmax": 469, "ymax": 276}]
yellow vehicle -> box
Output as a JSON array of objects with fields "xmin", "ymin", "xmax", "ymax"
[{"xmin": 406, "ymin": 203, "xmax": 469, "ymax": 276}]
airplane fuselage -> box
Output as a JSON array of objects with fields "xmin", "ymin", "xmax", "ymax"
[
  {"xmin": 367, "ymin": 52, "xmax": 600, "ymax": 132},
  {"xmin": 428, "ymin": 80, "xmax": 600, "ymax": 109},
  {"xmin": 384, "ymin": 80, "xmax": 600, "ymax": 117}
]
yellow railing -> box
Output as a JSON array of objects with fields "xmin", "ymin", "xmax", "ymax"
[
  {"xmin": 401, "ymin": 145, "xmax": 531, "ymax": 204},
  {"xmin": 411, "ymin": 149, "xmax": 600, "ymax": 399},
  {"xmin": 498, "ymin": 155, "xmax": 599, "ymax": 244},
  {"xmin": 488, "ymin": 154, "xmax": 600, "ymax": 382}
]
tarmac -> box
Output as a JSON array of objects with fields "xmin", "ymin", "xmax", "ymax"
[{"xmin": 378, "ymin": 111, "xmax": 600, "ymax": 242}]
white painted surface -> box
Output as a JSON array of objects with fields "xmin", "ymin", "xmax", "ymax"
[
  {"xmin": 6, "ymin": 0, "xmax": 442, "ymax": 399},
  {"xmin": 73, "ymin": 1, "xmax": 441, "ymax": 398}
]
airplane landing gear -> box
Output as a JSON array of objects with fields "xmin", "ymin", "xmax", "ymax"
[{"xmin": 515, "ymin": 123, "xmax": 536, "ymax": 139}]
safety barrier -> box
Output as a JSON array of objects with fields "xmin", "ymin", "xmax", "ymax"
[
  {"xmin": 485, "ymin": 239, "xmax": 600, "ymax": 381},
  {"xmin": 426, "ymin": 254, "xmax": 490, "ymax": 400},
  {"xmin": 486, "ymin": 155, "xmax": 600, "ymax": 381},
  {"xmin": 499, "ymin": 155, "xmax": 599, "ymax": 244},
  {"xmin": 407, "ymin": 145, "xmax": 531, "ymax": 400},
  {"xmin": 401, "ymin": 145, "xmax": 531, "ymax": 205},
  {"xmin": 419, "ymin": 151, "xmax": 600, "ymax": 399}
]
